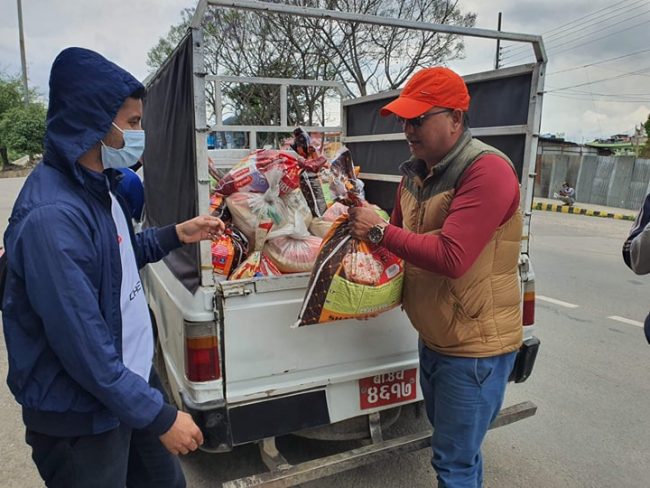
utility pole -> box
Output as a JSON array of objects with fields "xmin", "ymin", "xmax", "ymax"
[
  {"xmin": 17, "ymin": 0, "xmax": 29, "ymax": 106},
  {"xmin": 494, "ymin": 12, "xmax": 502, "ymax": 70}
]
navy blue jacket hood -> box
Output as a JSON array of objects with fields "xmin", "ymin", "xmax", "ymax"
[{"xmin": 45, "ymin": 47, "xmax": 144, "ymax": 184}]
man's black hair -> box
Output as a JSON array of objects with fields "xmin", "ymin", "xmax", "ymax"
[
  {"xmin": 130, "ymin": 87, "xmax": 146, "ymax": 99},
  {"xmin": 463, "ymin": 112, "xmax": 470, "ymax": 129}
]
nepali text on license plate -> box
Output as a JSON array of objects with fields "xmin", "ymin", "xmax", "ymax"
[{"xmin": 359, "ymin": 368, "xmax": 417, "ymax": 410}]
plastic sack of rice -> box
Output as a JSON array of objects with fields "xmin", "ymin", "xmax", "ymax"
[
  {"xmin": 264, "ymin": 209, "xmax": 321, "ymax": 273},
  {"xmin": 225, "ymin": 166, "xmax": 290, "ymax": 248},
  {"xmin": 215, "ymin": 149, "xmax": 301, "ymax": 196},
  {"xmin": 229, "ymin": 250, "xmax": 281, "ymax": 280},
  {"xmin": 294, "ymin": 210, "xmax": 404, "ymax": 327},
  {"xmin": 308, "ymin": 217, "xmax": 333, "ymax": 238},
  {"xmin": 229, "ymin": 221, "xmax": 282, "ymax": 280},
  {"xmin": 264, "ymin": 234, "xmax": 322, "ymax": 273}
]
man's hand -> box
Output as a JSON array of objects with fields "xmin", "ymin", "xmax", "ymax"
[
  {"xmin": 159, "ymin": 411, "xmax": 204, "ymax": 455},
  {"xmin": 176, "ymin": 215, "xmax": 225, "ymax": 244},
  {"xmin": 348, "ymin": 206, "xmax": 387, "ymax": 241}
]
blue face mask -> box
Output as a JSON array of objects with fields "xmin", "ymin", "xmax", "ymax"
[{"xmin": 100, "ymin": 122, "xmax": 145, "ymax": 169}]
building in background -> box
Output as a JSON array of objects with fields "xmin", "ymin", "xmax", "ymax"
[{"xmin": 585, "ymin": 130, "xmax": 647, "ymax": 157}]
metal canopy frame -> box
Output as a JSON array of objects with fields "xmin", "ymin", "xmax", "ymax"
[
  {"xmin": 199, "ymin": 0, "xmax": 547, "ymax": 63},
  {"xmin": 188, "ymin": 0, "xmax": 547, "ymax": 285},
  {"xmin": 207, "ymin": 75, "xmax": 346, "ymax": 148}
]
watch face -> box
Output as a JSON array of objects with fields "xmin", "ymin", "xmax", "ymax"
[{"xmin": 368, "ymin": 225, "xmax": 383, "ymax": 244}]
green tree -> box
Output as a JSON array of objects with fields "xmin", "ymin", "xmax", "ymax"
[
  {"xmin": 146, "ymin": 8, "xmax": 194, "ymax": 70},
  {"xmin": 0, "ymin": 103, "xmax": 47, "ymax": 163},
  {"xmin": 0, "ymin": 74, "xmax": 24, "ymax": 169}
]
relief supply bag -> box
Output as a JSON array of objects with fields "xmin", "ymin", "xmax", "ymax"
[
  {"xmin": 294, "ymin": 212, "xmax": 404, "ymax": 327},
  {"xmin": 211, "ymin": 225, "xmax": 249, "ymax": 278},
  {"xmin": 330, "ymin": 147, "xmax": 365, "ymax": 200},
  {"xmin": 215, "ymin": 149, "xmax": 301, "ymax": 197},
  {"xmin": 230, "ymin": 221, "xmax": 282, "ymax": 280},
  {"xmin": 264, "ymin": 208, "xmax": 321, "ymax": 273},
  {"xmin": 264, "ymin": 234, "xmax": 322, "ymax": 273},
  {"xmin": 209, "ymin": 193, "xmax": 232, "ymax": 222},
  {"xmin": 230, "ymin": 250, "xmax": 282, "ymax": 280},
  {"xmin": 226, "ymin": 167, "xmax": 290, "ymax": 248},
  {"xmin": 300, "ymin": 171, "xmax": 328, "ymax": 218},
  {"xmin": 308, "ymin": 217, "xmax": 334, "ymax": 238}
]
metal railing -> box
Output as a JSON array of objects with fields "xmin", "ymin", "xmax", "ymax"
[{"xmin": 206, "ymin": 75, "xmax": 345, "ymax": 150}]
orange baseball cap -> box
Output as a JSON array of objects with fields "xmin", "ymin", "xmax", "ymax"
[{"xmin": 380, "ymin": 67, "xmax": 470, "ymax": 118}]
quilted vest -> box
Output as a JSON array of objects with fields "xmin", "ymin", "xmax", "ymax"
[{"xmin": 399, "ymin": 130, "xmax": 523, "ymax": 357}]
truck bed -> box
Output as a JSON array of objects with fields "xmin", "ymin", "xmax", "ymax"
[{"xmin": 218, "ymin": 274, "xmax": 421, "ymax": 422}]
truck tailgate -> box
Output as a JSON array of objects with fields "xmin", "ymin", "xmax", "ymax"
[{"xmin": 218, "ymin": 274, "xmax": 419, "ymax": 405}]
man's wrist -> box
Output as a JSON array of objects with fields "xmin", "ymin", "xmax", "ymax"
[
  {"xmin": 367, "ymin": 221, "xmax": 389, "ymax": 244},
  {"xmin": 175, "ymin": 224, "xmax": 185, "ymax": 245}
]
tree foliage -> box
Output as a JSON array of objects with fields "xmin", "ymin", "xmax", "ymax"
[
  {"xmin": 0, "ymin": 103, "xmax": 47, "ymax": 158},
  {"xmin": 146, "ymin": 8, "xmax": 194, "ymax": 70},
  {"xmin": 0, "ymin": 74, "xmax": 46, "ymax": 168},
  {"xmin": 0, "ymin": 76, "xmax": 23, "ymax": 115},
  {"xmin": 0, "ymin": 74, "xmax": 26, "ymax": 169},
  {"xmin": 146, "ymin": 0, "xmax": 475, "ymax": 133}
]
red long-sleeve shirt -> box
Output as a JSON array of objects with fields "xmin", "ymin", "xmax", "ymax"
[{"xmin": 382, "ymin": 154, "xmax": 520, "ymax": 279}]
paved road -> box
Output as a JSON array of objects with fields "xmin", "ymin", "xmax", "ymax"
[{"xmin": 1, "ymin": 176, "xmax": 650, "ymax": 487}]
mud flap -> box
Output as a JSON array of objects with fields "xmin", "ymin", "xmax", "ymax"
[{"xmin": 509, "ymin": 336, "xmax": 540, "ymax": 383}]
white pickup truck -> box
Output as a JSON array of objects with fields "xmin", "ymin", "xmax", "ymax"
[{"xmin": 140, "ymin": 1, "xmax": 544, "ymax": 486}]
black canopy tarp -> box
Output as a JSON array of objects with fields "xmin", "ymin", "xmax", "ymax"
[{"xmin": 142, "ymin": 33, "xmax": 200, "ymax": 293}]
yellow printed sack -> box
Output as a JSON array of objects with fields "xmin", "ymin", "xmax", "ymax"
[{"xmin": 295, "ymin": 212, "xmax": 403, "ymax": 326}]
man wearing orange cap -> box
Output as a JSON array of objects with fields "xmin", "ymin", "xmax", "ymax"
[{"xmin": 349, "ymin": 66, "xmax": 523, "ymax": 487}]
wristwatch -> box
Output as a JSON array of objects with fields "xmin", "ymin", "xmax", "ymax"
[{"xmin": 367, "ymin": 222, "xmax": 388, "ymax": 244}]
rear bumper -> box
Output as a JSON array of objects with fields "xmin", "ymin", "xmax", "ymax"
[{"xmin": 182, "ymin": 389, "xmax": 331, "ymax": 451}]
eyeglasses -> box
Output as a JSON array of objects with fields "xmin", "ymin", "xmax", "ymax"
[{"xmin": 397, "ymin": 109, "xmax": 452, "ymax": 128}]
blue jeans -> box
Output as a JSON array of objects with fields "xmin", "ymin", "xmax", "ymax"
[
  {"xmin": 25, "ymin": 369, "xmax": 185, "ymax": 488},
  {"xmin": 419, "ymin": 341, "xmax": 517, "ymax": 488}
]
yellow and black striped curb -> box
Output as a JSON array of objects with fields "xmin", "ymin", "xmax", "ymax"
[{"xmin": 533, "ymin": 202, "xmax": 637, "ymax": 221}]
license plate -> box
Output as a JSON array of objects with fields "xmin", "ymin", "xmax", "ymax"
[{"xmin": 359, "ymin": 368, "xmax": 417, "ymax": 409}]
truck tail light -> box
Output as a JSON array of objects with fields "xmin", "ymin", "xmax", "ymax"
[
  {"xmin": 522, "ymin": 284, "xmax": 535, "ymax": 326},
  {"xmin": 184, "ymin": 320, "xmax": 221, "ymax": 382}
]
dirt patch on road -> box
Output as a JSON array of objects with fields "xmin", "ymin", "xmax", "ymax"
[{"xmin": 0, "ymin": 166, "xmax": 33, "ymax": 178}]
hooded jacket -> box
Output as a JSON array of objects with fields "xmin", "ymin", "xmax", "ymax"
[{"xmin": 1, "ymin": 47, "xmax": 180, "ymax": 437}]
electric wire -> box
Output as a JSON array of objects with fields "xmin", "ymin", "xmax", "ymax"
[
  {"xmin": 546, "ymin": 92, "xmax": 650, "ymax": 103},
  {"xmin": 545, "ymin": 65, "xmax": 650, "ymax": 93},
  {"xmin": 502, "ymin": 14, "xmax": 650, "ymax": 64},
  {"xmin": 546, "ymin": 48, "xmax": 650, "ymax": 76},
  {"xmin": 500, "ymin": 0, "xmax": 641, "ymax": 56},
  {"xmin": 502, "ymin": 17, "xmax": 650, "ymax": 67}
]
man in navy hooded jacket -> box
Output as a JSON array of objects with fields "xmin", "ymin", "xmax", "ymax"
[{"xmin": 1, "ymin": 48, "xmax": 224, "ymax": 487}]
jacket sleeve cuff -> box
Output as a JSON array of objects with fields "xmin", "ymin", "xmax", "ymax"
[
  {"xmin": 156, "ymin": 224, "xmax": 183, "ymax": 254},
  {"xmin": 146, "ymin": 403, "xmax": 178, "ymax": 436}
]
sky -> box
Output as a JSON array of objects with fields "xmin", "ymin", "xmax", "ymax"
[{"xmin": 0, "ymin": 0, "xmax": 649, "ymax": 143}]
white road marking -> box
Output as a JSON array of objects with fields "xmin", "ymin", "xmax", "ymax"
[
  {"xmin": 537, "ymin": 295, "xmax": 579, "ymax": 309},
  {"xmin": 607, "ymin": 316, "xmax": 644, "ymax": 328}
]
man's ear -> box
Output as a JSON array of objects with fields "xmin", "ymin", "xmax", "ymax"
[{"xmin": 451, "ymin": 109, "xmax": 464, "ymax": 131}]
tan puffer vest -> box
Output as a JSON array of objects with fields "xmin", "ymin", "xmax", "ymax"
[{"xmin": 399, "ymin": 131, "xmax": 523, "ymax": 357}]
